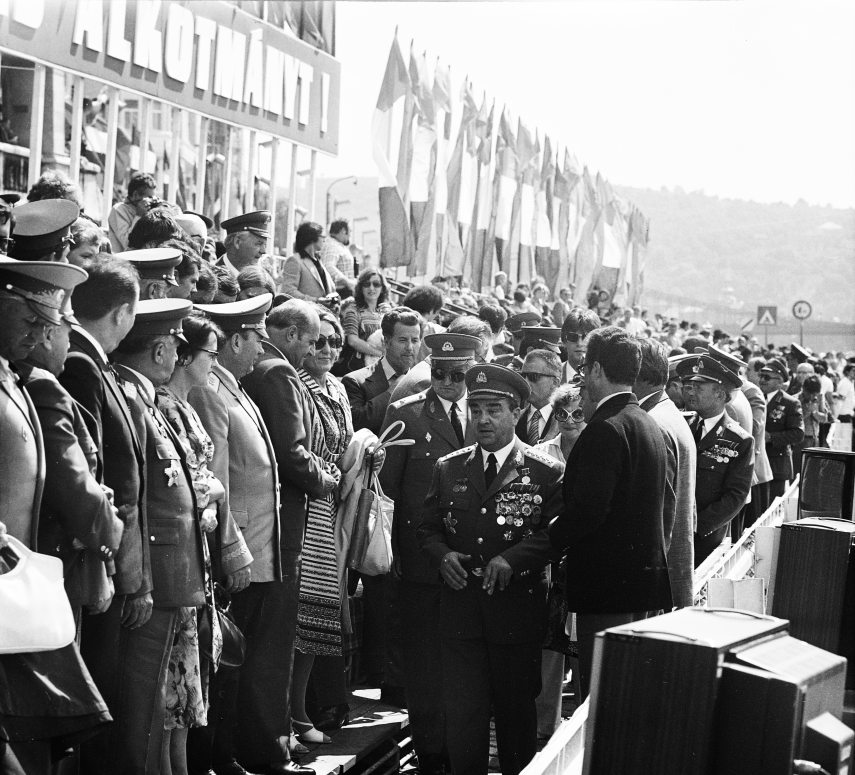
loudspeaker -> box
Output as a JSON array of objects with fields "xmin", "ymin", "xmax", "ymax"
[{"xmin": 583, "ymin": 608, "xmax": 787, "ymax": 774}]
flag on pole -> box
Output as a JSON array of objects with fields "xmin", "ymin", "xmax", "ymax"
[
  {"xmin": 442, "ymin": 79, "xmax": 478, "ymax": 277},
  {"xmin": 431, "ymin": 61, "xmax": 452, "ymax": 278},
  {"xmin": 372, "ymin": 36, "xmax": 414, "ymax": 268},
  {"xmin": 396, "ymin": 40, "xmax": 416, "ymax": 212},
  {"xmin": 490, "ymin": 108, "xmax": 517, "ymax": 275},
  {"xmin": 535, "ymin": 134, "xmax": 556, "ymax": 291},
  {"xmin": 574, "ymin": 166, "xmax": 600, "ymax": 300},
  {"xmin": 509, "ymin": 119, "xmax": 537, "ymax": 285},
  {"xmin": 468, "ymin": 97, "xmax": 495, "ymax": 292},
  {"xmin": 408, "ymin": 51, "xmax": 438, "ymax": 277}
]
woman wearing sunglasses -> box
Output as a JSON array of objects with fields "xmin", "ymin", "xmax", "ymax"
[
  {"xmin": 337, "ymin": 268, "xmax": 391, "ymax": 374},
  {"xmin": 533, "ymin": 382, "xmax": 587, "ymax": 463}
]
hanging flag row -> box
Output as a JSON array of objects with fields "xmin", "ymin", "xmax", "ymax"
[{"xmin": 371, "ymin": 34, "xmax": 651, "ymax": 306}]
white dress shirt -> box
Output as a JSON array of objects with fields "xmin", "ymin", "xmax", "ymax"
[{"xmin": 482, "ymin": 436, "xmax": 517, "ymax": 471}]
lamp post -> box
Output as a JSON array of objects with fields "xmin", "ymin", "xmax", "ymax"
[{"xmin": 325, "ymin": 175, "xmax": 357, "ymax": 225}]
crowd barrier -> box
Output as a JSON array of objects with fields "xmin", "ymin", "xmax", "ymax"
[{"xmin": 521, "ymin": 477, "xmax": 802, "ymax": 775}]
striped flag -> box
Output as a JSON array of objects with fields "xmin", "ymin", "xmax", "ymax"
[
  {"xmin": 468, "ymin": 97, "xmax": 495, "ymax": 292},
  {"xmin": 573, "ymin": 167, "xmax": 600, "ymax": 298},
  {"xmin": 535, "ymin": 135, "xmax": 556, "ymax": 291},
  {"xmin": 372, "ymin": 37, "xmax": 414, "ymax": 268},
  {"xmin": 408, "ymin": 51, "xmax": 437, "ymax": 277},
  {"xmin": 510, "ymin": 120, "xmax": 537, "ymax": 284},
  {"xmin": 491, "ymin": 109, "xmax": 517, "ymax": 275},
  {"xmin": 431, "ymin": 61, "xmax": 452, "ymax": 278}
]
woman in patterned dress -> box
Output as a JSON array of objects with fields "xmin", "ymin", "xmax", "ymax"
[
  {"xmin": 337, "ymin": 268, "xmax": 391, "ymax": 373},
  {"xmin": 290, "ymin": 309, "xmax": 354, "ymax": 743},
  {"xmin": 156, "ymin": 312, "xmax": 252, "ymax": 775}
]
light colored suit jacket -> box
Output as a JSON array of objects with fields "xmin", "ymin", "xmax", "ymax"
[
  {"xmin": 742, "ymin": 379, "xmax": 773, "ymax": 485},
  {"xmin": 280, "ymin": 253, "xmax": 335, "ymax": 301},
  {"xmin": 189, "ymin": 363, "xmax": 280, "ymax": 582},
  {"xmin": 643, "ymin": 390, "xmax": 697, "ymax": 608}
]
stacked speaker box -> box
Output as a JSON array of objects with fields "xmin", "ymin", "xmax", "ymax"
[
  {"xmin": 583, "ymin": 608, "xmax": 788, "ymax": 774},
  {"xmin": 771, "ymin": 518, "xmax": 855, "ymax": 689}
]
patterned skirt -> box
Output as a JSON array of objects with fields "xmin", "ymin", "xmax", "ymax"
[{"xmin": 295, "ymin": 494, "xmax": 342, "ymax": 656}]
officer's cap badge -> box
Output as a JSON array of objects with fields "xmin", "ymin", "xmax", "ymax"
[
  {"xmin": 476, "ymin": 371, "xmax": 487, "ymax": 383},
  {"xmin": 442, "ymin": 341, "xmax": 454, "ymax": 352}
]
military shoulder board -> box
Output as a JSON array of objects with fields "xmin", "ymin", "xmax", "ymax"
[
  {"xmin": 438, "ymin": 444, "xmax": 476, "ymax": 463},
  {"xmin": 525, "ymin": 447, "xmax": 557, "ymax": 466},
  {"xmin": 391, "ymin": 390, "xmax": 427, "ymax": 410}
]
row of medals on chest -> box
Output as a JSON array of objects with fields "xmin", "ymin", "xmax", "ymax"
[{"xmin": 452, "ymin": 481, "xmax": 544, "ymax": 527}]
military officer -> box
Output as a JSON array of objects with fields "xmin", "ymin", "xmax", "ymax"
[
  {"xmin": 379, "ymin": 332, "xmax": 481, "ymax": 775},
  {"xmin": 218, "ymin": 210, "xmax": 273, "ymax": 278},
  {"xmin": 116, "ymin": 247, "xmax": 182, "ymax": 300},
  {"xmin": 518, "ymin": 325, "xmax": 561, "ymax": 358},
  {"xmin": 678, "ymin": 355, "xmax": 754, "ymax": 566},
  {"xmin": 505, "ymin": 311, "xmax": 541, "ymax": 355},
  {"xmin": 111, "ymin": 298, "xmax": 207, "ymax": 774},
  {"xmin": 418, "ymin": 364, "xmax": 563, "ymax": 775},
  {"xmin": 759, "ymin": 357, "xmax": 805, "ymax": 498},
  {"xmin": 6, "ymin": 199, "xmax": 79, "ymax": 262}
]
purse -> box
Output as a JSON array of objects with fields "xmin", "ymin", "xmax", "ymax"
[
  {"xmin": 0, "ymin": 535, "xmax": 76, "ymax": 654},
  {"xmin": 199, "ymin": 583, "xmax": 246, "ymax": 668},
  {"xmin": 346, "ymin": 421, "xmax": 414, "ymax": 575}
]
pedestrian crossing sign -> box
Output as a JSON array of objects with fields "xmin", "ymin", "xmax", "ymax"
[{"xmin": 757, "ymin": 306, "xmax": 777, "ymax": 326}]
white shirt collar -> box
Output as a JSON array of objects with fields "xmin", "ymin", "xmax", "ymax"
[
  {"xmin": 380, "ymin": 357, "xmax": 398, "ymax": 381},
  {"xmin": 595, "ymin": 390, "xmax": 633, "ymax": 411},
  {"xmin": 702, "ymin": 410, "xmax": 727, "ymax": 437},
  {"xmin": 73, "ymin": 324, "xmax": 109, "ymax": 365},
  {"xmin": 0, "ymin": 355, "xmax": 16, "ymax": 383},
  {"xmin": 482, "ymin": 436, "xmax": 517, "ymax": 471},
  {"xmin": 436, "ymin": 392, "xmax": 467, "ymax": 419},
  {"xmin": 119, "ymin": 365, "xmax": 156, "ymax": 401}
]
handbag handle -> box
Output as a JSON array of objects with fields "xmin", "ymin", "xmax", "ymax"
[{"xmin": 366, "ymin": 420, "xmax": 415, "ymax": 481}]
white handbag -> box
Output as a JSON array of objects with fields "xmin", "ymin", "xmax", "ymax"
[{"xmin": 0, "ymin": 535, "xmax": 76, "ymax": 654}]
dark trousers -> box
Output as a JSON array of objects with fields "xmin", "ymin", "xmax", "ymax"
[
  {"xmin": 400, "ymin": 581, "xmax": 446, "ymax": 771},
  {"xmin": 307, "ymin": 655, "xmax": 349, "ymax": 712},
  {"xmin": 360, "ymin": 572, "xmax": 405, "ymax": 690},
  {"xmin": 768, "ymin": 479, "xmax": 787, "ymax": 501},
  {"xmin": 694, "ymin": 524, "xmax": 730, "ymax": 568},
  {"xmin": 233, "ymin": 561, "xmax": 300, "ymax": 769},
  {"xmin": 442, "ymin": 636, "xmax": 541, "ymax": 775},
  {"xmin": 576, "ymin": 611, "xmax": 650, "ymax": 701},
  {"xmin": 744, "ymin": 482, "xmax": 770, "ymax": 528},
  {"xmin": 79, "ymin": 600, "xmax": 177, "ymax": 775},
  {"xmin": 186, "ymin": 665, "xmax": 240, "ymax": 773}
]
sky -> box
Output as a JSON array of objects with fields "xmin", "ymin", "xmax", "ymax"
[{"xmin": 315, "ymin": 0, "xmax": 855, "ymax": 209}]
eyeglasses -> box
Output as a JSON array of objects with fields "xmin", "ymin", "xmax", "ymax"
[
  {"xmin": 195, "ymin": 347, "xmax": 219, "ymax": 358},
  {"xmin": 758, "ymin": 374, "xmax": 779, "ymax": 381},
  {"xmin": 315, "ymin": 335, "xmax": 343, "ymax": 350},
  {"xmin": 562, "ymin": 332, "xmax": 583, "ymax": 343},
  {"xmin": 364, "ymin": 281, "xmax": 383, "ymax": 289},
  {"xmin": 431, "ymin": 367, "xmax": 467, "ymax": 383},
  {"xmin": 522, "ymin": 372, "xmax": 557, "ymax": 383},
  {"xmin": 554, "ymin": 406, "xmax": 585, "ymax": 423}
]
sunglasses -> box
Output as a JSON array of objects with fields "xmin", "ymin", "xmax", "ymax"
[
  {"xmin": 758, "ymin": 374, "xmax": 779, "ymax": 381},
  {"xmin": 431, "ymin": 367, "xmax": 467, "ymax": 383},
  {"xmin": 562, "ymin": 332, "xmax": 583, "ymax": 343},
  {"xmin": 364, "ymin": 281, "xmax": 383, "ymax": 289},
  {"xmin": 315, "ymin": 335, "xmax": 343, "ymax": 350},
  {"xmin": 554, "ymin": 406, "xmax": 585, "ymax": 423},
  {"xmin": 522, "ymin": 372, "xmax": 556, "ymax": 383}
]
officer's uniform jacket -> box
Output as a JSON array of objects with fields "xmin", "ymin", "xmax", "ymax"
[
  {"xmin": 418, "ymin": 438, "xmax": 563, "ymax": 644},
  {"xmin": 765, "ymin": 390, "xmax": 805, "ymax": 482},
  {"xmin": 189, "ymin": 362, "xmax": 281, "ymax": 581},
  {"xmin": 116, "ymin": 365, "xmax": 205, "ymax": 608},
  {"xmin": 380, "ymin": 388, "xmax": 475, "ymax": 583},
  {"xmin": 691, "ymin": 413, "xmax": 754, "ymax": 538}
]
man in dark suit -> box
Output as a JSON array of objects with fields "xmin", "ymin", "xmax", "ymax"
[
  {"xmin": 111, "ymin": 298, "xmax": 207, "ymax": 775},
  {"xmin": 759, "ymin": 358, "xmax": 805, "ymax": 499},
  {"xmin": 548, "ymin": 325, "xmax": 671, "ymax": 699},
  {"xmin": 380, "ymin": 333, "xmax": 481, "ymax": 775},
  {"xmin": 58, "ymin": 257, "xmax": 165, "ymax": 773},
  {"xmin": 516, "ymin": 348, "xmax": 561, "ymax": 445},
  {"xmin": 343, "ymin": 307, "xmax": 422, "ymax": 434},
  {"xmin": 419, "ymin": 364, "xmax": 564, "ymax": 775},
  {"xmin": 678, "ymin": 355, "xmax": 754, "ymax": 566},
  {"xmin": 241, "ymin": 298, "xmax": 337, "ymax": 775}
]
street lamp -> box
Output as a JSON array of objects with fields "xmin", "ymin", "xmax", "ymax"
[{"xmin": 325, "ymin": 175, "xmax": 357, "ymax": 226}]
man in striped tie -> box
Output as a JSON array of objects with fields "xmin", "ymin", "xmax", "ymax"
[{"xmin": 516, "ymin": 349, "xmax": 562, "ymax": 446}]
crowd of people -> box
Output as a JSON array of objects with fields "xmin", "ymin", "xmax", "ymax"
[{"xmin": 0, "ymin": 170, "xmax": 850, "ymax": 775}]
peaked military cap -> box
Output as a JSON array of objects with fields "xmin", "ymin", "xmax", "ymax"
[
  {"xmin": 0, "ymin": 192, "xmax": 20, "ymax": 205},
  {"xmin": 759, "ymin": 358, "xmax": 789, "ymax": 382},
  {"xmin": 128, "ymin": 298, "xmax": 192, "ymax": 343},
  {"xmin": 506, "ymin": 311, "xmax": 542, "ymax": 335},
  {"xmin": 183, "ymin": 210, "xmax": 214, "ymax": 229},
  {"xmin": 8, "ymin": 199, "xmax": 79, "ymax": 255},
  {"xmin": 520, "ymin": 325, "xmax": 561, "ymax": 356},
  {"xmin": 668, "ymin": 353, "xmax": 697, "ymax": 376},
  {"xmin": 424, "ymin": 332, "xmax": 481, "ymax": 362},
  {"xmin": 116, "ymin": 248, "xmax": 181, "ymax": 286},
  {"xmin": 676, "ymin": 354, "xmax": 741, "ymax": 391},
  {"xmin": 789, "ymin": 343, "xmax": 810, "ymax": 363},
  {"xmin": 194, "ymin": 293, "xmax": 273, "ymax": 339},
  {"xmin": 0, "ymin": 257, "xmax": 87, "ymax": 325},
  {"xmin": 466, "ymin": 363, "xmax": 530, "ymax": 405},
  {"xmin": 694, "ymin": 344, "xmax": 746, "ymax": 376},
  {"xmin": 221, "ymin": 211, "xmax": 271, "ymax": 239}
]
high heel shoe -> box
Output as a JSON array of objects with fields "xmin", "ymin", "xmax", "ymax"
[
  {"xmin": 292, "ymin": 719, "xmax": 331, "ymax": 745},
  {"xmin": 313, "ymin": 703, "xmax": 349, "ymax": 732}
]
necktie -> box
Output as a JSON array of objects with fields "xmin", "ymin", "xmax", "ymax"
[
  {"xmin": 694, "ymin": 418, "xmax": 705, "ymax": 445},
  {"xmin": 527, "ymin": 407, "xmax": 540, "ymax": 445},
  {"xmin": 311, "ymin": 256, "xmax": 329, "ymax": 293},
  {"xmin": 449, "ymin": 402, "xmax": 465, "ymax": 446},
  {"xmin": 485, "ymin": 453, "xmax": 498, "ymax": 489}
]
